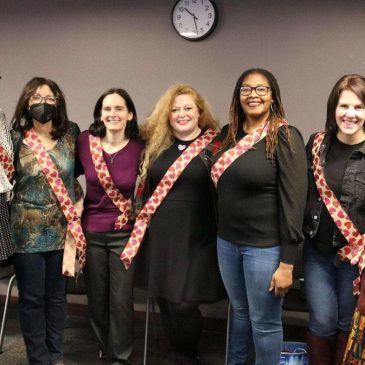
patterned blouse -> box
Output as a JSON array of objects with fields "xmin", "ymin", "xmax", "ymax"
[{"xmin": 10, "ymin": 122, "xmax": 80, "ymax": 253}]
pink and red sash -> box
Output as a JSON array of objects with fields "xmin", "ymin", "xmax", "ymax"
[
  {"xmin": 0, "ymin": 145, "xmax": 14, "ymax": 181},
  {"xmin": 312, "ymin": 132, "xmax": 365, "ymax": 294},
  {"xmin": 89, "ymin": 135, "xmax": 132, "ymax": 230},
  {"xmin": 24, "ymin": 128, "xmax": 86, "ymax": 277},
  {"xmin": 120, "ymin": 129, "xmax": 219, "ymax": 269},
  {"xmin": 211, "ymin": 121, "xmax": 286, "ymax": 186}
]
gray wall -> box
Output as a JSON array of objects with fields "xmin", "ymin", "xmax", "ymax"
[{"xmin": 1, "ymin": 0, "xmax": 364, "ymax": 141}]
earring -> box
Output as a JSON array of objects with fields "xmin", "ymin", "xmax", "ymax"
[{"xmin": 270, "ymin": 102, "xmax": 274, "ymax": 113}]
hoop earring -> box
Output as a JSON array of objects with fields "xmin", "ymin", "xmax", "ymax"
[{"xmin": 270, "ymin": 102, "xmax": 274, "ymax": 113}]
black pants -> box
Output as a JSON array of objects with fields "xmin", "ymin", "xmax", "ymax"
[
  {"xmin": 84, "ymin": 231, "xmax": 136, "ymax": 364},
  {"xmin": 157, "ymin": 297, "xmax": 203, "ymax": 357},
  {"xmin": 14, "ymin": 251, "xmax": 67, "ymax": 365}
]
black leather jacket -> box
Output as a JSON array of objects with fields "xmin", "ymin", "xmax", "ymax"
[{"xmin": 303, "ymin": 132, "xmax": 365, "ymax": 247}]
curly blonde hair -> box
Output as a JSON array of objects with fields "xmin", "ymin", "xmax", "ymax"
[{"xmin": 140, "ymin": 84, "xmax": 219, "ymax": 179}]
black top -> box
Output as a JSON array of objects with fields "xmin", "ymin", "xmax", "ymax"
[
  {"xmin": 314, "ymin": 136, "xmax": 365, "ymax": 245},
  {"xmin": 149, "ymin": 137, "xmax": 211, "ymax": 202},
  {"xmin": 214, "ymin": 124, "xmax": 307, "ymax": 264}
]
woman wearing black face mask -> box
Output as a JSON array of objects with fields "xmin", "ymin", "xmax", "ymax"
[{"xmin": 11, "ymin": 77, "xmax": 83, "ymax": 365}]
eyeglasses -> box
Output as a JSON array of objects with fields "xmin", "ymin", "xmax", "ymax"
[
  {"xmin": 29, "ymin": 95, "xmax": 57, "ymax": 104},
  {"xmin": 240, "ymin": 86, "xmax": 271, "ymax": 96}
]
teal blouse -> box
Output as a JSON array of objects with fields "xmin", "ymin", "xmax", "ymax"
[{"xmin": 11, "ymin": 122, "xmax": 80, "ymax": 253}]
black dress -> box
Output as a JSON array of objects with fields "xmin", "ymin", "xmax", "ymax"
[{"xmin": 141, "ymin": 137, "xmax": 225, "ymax": 303}]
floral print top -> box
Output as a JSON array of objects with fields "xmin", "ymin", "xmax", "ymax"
[{"xmin": 10, "ymin": 122, "xmax": 80, "ymax": 253}]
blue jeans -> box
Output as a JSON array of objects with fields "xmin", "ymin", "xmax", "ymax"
[
  {"xmin": 14, "ymin": 251, "xmax": 67, "ymax": 365},
  {"xmin": 217, "ymin": 237, "xmax": 283, "ymax": 365},
  {"xmin": 304, "ymin": 243, "xmax": 358, "ymax": 337}
]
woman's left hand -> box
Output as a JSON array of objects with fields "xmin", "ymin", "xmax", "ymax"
[{"xmin": 269, "ymin": 262, "xmax": 294, "ymax": 297}]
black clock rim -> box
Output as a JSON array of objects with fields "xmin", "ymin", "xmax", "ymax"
[{"xmin": 171, "ymin": 0, "xmax": 218, "ymax": 42}]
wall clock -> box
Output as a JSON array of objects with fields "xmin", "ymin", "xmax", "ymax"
[{"xmin": 171, "ymin": 0, "xmax": 218, "ymax": 41}]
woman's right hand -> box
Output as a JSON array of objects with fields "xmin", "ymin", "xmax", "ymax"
[{"xmin": 269, "ymin": 262, "xmax": 293, "ymax": 297}]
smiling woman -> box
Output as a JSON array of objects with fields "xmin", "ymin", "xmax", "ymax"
[
  {"xmin": 239, "ymin": 73, "xmax": 272, "ymax": 128},
  {"xmin": 77, "ymin": 88, "xmax": 144, "ymax": 365},
  {"xmin": 335, "ymin": 89, "xmax": 365, "ymax": 144},
  {"xmin": 303, "ymin": 74, "xmax": 365, "ymax": 365},
  {"xmin": 213, "ymin": 68, "xmax": 307, "ymax": 365},
  {"xmin": 128, "ymin": 84, "xmax": 225, "ymax": 364},
  {"xmin": 169, "ymin": 94, "xmax": 201, "ymax": 140}
]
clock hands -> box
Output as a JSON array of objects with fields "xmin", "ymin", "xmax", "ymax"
[
  {"xmin": 183, "ymin": 7, "xmax": 199, "ymax": 34},
  {"xmin": 183, "ymin": 7, "xmax": 196, "ymax": 18}
]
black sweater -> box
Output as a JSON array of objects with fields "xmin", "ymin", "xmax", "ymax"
[{"xmin": 214, "ymin": 124, "xmax": 307, "ymax": 264}]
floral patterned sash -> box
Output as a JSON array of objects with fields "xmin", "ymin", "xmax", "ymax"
[
  {"xmin": 0, "ymin": 145, "xmax": 14, "ymax": 180},
  {"xmin": 120, "ymin": 129, "xmax": 218, "ymax": 269},
  {"xmin": 312, "ymin": 132, "xmax": 364, "ymax": 294},
  {"xmin": 89, "ymin": 135, "xmax": 132, "ymax": 230},
  {"xmin": 24, "ymin": 128, "xmax": 86, "ymax": 276},
  {"xmin": 211, "ymin": 121, "xmax": 285, "ymax": 186}
]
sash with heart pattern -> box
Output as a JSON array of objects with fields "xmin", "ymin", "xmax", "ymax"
[
  {"xmin": 89, "ymin": 134, "xmax": 132, "ymax": 230},
  {"xmin": 24, "ymin": 128, "xmax": 86, "ymax": 277},
  {"xmin": 312, "ymin": 132, "xmax": 365, "ymax": 294},
  {"xmin": 120, "ymin": 128, "xmax": 219, "ymax": 269},
  {"xmin": 0, "ymin": 145, "xmax": 14, "ymax": 180},
  {"xmin": 211, "ymin": 120, "xmax": 286, "ymax": 186}
]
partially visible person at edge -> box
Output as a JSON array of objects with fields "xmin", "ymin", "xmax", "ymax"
[
  {"xmin": 303, "ymin": 74, "xmax": 365, "ymax": 365},
  {"xmin": 212, "ymin": 68, "xmax": 307, "ymax": 365},
  {"xmin": 127, "ymin": 84, "xmax": 226, "ymax": 365},
  {"xmin": 77, "ymin": 88, "xmax": 144, "ymax": 365},
  {"xmin": 0, "ymin": 108, "xmax": 15, "ymax": 263},
  {"xmin": 10, "ymin": 77, "xmax": 81, "ymax": 365}
]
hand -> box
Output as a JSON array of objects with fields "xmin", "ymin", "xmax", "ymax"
[{"xmin": 269, "ymin": 262, "xmax": 293, "ymax": 297}]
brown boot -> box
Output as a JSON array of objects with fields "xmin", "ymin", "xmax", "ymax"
[
  {"xmin": 334, "ymin": 331, "xmax": 349, "ymax": 365},
  {"xmin": 307, "ymin": 332, "xmax": 335, "ymax": 365}
]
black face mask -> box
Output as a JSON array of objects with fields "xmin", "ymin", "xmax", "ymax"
[{"xmin": 29, "ymin": 103, "xmax": 57, "ymax": 124}]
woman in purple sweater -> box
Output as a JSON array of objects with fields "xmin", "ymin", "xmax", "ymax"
[{"xmin": 77, "ymin": 88, "xmax": 144, "ymax": 365}]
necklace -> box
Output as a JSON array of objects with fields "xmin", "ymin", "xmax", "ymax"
[
  {"xmin": 177, "ymin": 144, "xmax": 186, "ymax": 151},
  {"xmin": 102, "ymin": 138, "xmax": 129, "ymax": 164},
  {"xmin": 108, "ymin": 150, "xmax": 121, "ymax": 164}
]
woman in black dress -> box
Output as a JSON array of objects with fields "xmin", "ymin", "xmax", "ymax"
[{"xmin": 137, "ymin": 84, "xmax": 225, "ymax": 365}]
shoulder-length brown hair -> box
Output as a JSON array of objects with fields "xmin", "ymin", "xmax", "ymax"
[
  {"xmin": 325, "ymin": 74, "xmax": 365, "ymax": 134},
  {"xmin": 219, "ymin": 68, "xmax": 290, "ymax": 159},
  {"xmin": 12, "ymin": 77, "xmax": 69, "ymax": 140},
  {"xmin": 89, "ymin": 88, "xmax": 139, "ymax": 139}
]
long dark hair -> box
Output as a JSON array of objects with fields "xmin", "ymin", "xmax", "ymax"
[
  {"xmin": 219, "ymin": 68, "xmax": 291, "ymax": 158},
  {"xmin": 325, "ymin": 74, "xmax": 365, "ymax": 134},
  {"xmin": 12, "ymin": 77, "xmax": 69, "ymax": 139},
  {"xmin": 89, "ymin": 88, "xmax": 139, "ymax": 139}
]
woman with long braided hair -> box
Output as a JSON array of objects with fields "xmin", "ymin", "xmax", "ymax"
[{"xmin": 212, "ymin": 68, "xmax": 307, "ymax": 365}]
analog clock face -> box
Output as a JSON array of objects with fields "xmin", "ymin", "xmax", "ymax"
[{"xmin": 171, "ymin": 0, "xmax": 218, "ymax": 41}]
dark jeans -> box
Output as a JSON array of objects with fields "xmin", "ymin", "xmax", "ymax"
[
  {"xmin": 14, "ymin": 251, "xmax": 67, "ymax": 365},
  {"xmin": 84, "ymin": 231, "xmax": 136, "ymax": 364}
]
